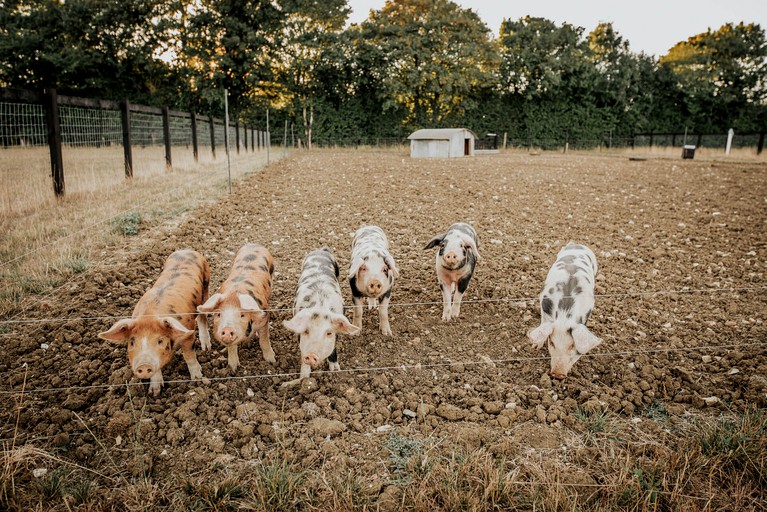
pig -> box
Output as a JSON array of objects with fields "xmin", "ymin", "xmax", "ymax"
[
  {"xmin": 98, "ymin": 249, "xmax": 211, "ymax": 396},
  {"xmin": 348, "ymin": 225, "xmax": 400, "ymax": 335},
  {"xmin": 424, "ymin": 222, "xmax": 480, "ymax": 321},
  {"xmin": 528, "ymin": 243, "xmax": 602, "ymax": 380},
  {"xmin": 197, "ymin": 243, "xmax": 276, "ymax": 373},
  {"xmin": 282, "ymin": 248, "xmax": 359, "ymax": 386}
]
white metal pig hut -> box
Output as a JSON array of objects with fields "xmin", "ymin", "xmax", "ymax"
[{"xmin": 407, "ymin": 128, "xmax": 476, "ymax": 158}]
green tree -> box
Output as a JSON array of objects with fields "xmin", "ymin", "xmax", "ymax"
[
  {"xmin": 660, "ymin": 22, "xmax": 767, "ymax": 131},
  {"xmin": 0, "ymin": 0, "xmax": 178, "ymax": 103},
  {"xmin": 357, "ymin": 0, "xmax": 498, "ymax": 128}
]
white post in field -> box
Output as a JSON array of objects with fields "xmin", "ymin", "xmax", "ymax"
[
  {"xmin": 224, "ymin": 89, "xmax": 232, "ymax": 194},
  {"xmin": 725, "ymin": 128, "xmax": 734, "ymax": 156}
]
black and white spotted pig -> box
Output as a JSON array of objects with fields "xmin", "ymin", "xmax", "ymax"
[
  {"xmin": 282, "ymin": 248, "xmax": 359, "ymax": 386},
  {"xmin": 528, "ymin": 243, "xmax": 602, "ymax": 380},
  {"xmin": 348, "ymin": 225, "xmax": 400, "ymax": 335},
  {"xmin": 424, "ymin": 222, "xmax": 480, "ymax": 322}
]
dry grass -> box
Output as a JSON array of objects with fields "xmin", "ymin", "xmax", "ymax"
[
  {"xmin": 0, "ymin": 144, "xmax": 278, "ymax": 318},
  {"xmin": 3, "ymin": 408, "xmax": 766, "ymax": 510}
]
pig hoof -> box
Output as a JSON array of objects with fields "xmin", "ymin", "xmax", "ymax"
[
  {"xmin": 148, "ymin": 384, "xmax": 162, "ymax": 396},
  {"xmin": 227, "ymin": 365, "xmax": 238, "ymax": 375},
  {"xmin": 380, "ymin": 325, "xmax": 392, "ymax": 336},
  {"xmin": 263, "ymin": 351, "xmax": 277, "ymax": 364},
  {"xmin": 329, "ymin": 362, "xmax": 341, "ymax": 372},
  {"xmin": 442, "ymin": 313, "xmax": 452, "ymax": 322}
]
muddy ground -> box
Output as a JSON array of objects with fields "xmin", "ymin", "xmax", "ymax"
[{"xmin": 2, "ymin": 150, "xmax": 766, "ymax": 506}]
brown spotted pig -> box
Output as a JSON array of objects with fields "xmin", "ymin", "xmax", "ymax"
[
  {"xmin": 197, "ymin": 243, "xmax": 276, "ymax": 373},
  {"xmin": 98, "ymin": 249, "xmax": 211, "ymax": 396}
]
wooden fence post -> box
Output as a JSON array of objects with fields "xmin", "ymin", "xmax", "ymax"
[
  {"xmin": 649, "ymin": 132, "xmax": 654, "ymax": 148},
  {"xmin": 243, "ymin": 124, "xmax": 248, "ymax": 152},
  {"xmin": 757, "ymin": 132, "xmax": 764, "ymax": 155},
  {"xmin": 209, "ymin": 116, "xmax": 216, "ymax": 159},
  {"xmin": 120, "ymin": 100, "xmax": 133, "ymax": 178},
  {"xmin": 190, "ymin": 111, "xmax": 198, "ymax": 162},
  {"xmin": 162, "ymin": 107, "xmax": 172, "ymax": 169},
  {"xmin": 235, "ymin": 121, "xmax": 240, "ymax": 154},
  {"xmin": 44, "ymin": 88, "xmax": 65, "ymax": 197}
]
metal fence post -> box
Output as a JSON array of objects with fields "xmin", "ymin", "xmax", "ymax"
[
  {"xmin": 190, "ymin": 111, "xmax": 199, "ymax": 162},
  {"xmin": 162, "ymin": 107, "xmax": 172, "ymax": 169},
  {"xmin": 758, "ymin": 132, "xmax": 765, "ymax": 155},
  {"xmin": 120, "ymin": 100, "xmax": 133, "ymax": 178},
  {"xmin": 235, "ymin": 121, "xmax": 240, "ymax": 154},
  {"xmin": 43, "ymin": 88, "xmax": 65, "ymax": 197},
  {"xmin": 243, "ymin": 124, "xmax": 248, "ymax": 152}
]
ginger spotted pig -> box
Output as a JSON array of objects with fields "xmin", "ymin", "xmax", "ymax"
[
  {"xmin": 98, "ymin": 249, "xmax": 211, "ymax": 396},
  {"xmin": 197, "ymin": 243, "xmax": 276, "ymax": 373},
  {"xmin": 528, "ymin": 243, "xmax": 602, "ymax": 380}
]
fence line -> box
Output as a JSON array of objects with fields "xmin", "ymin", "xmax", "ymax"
[
  {"xmin": 1, "ymin": 340, "xmax": 763, "ymax": 396},
  {"xmin": 0, "ymin": 87, "xmax": 271, "ymax": 197},
  {"xmin": 0, "ymin": 285, "xmax": 764, "ymax": 328}
]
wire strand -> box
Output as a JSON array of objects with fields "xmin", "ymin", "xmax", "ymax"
[
  {"xmin": 1, "ymin": 340, "xmax": 763, "ymax": 396},
  {"xmin": 1, "ymin": 285, "xmax": 765, "ymax": 327}
]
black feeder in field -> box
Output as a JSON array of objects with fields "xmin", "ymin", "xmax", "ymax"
[{"xmin": 682, "ymin": 145, "xmax": 696, "ymax": 159}]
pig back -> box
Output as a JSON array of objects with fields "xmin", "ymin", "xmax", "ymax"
[
  {"xmin": 295, "ymin": 248, "xmax": 343, "ymax": 313},
  {"xmin": 134, "ymin": 249, "xmax": 210, "ymax": 330},
  {"xmin": 221, "ymin": 243, "xmax": 274, "ymax": 309}
]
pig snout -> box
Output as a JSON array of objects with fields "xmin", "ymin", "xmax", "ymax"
[
  {"xmin": 550, "ymin": 370, "xmax": 567, "ymax": 381},
  {"xmin": 218, "ymin": 326, "xmax": 236, "ymax": 343},
  {"xmin": 367, "ymin": 279, "xmax": 383, "ymax": 295},
  {"xmin": 303, "ymin": 353, "xmax": 320, "ymax": 366},
  {"xmin": 443, "ymin": 251, "xmax": 460, "ymax": 266},
  {"xmin": 133, "ymin": 363, "xmax": 156, "ymax": 379}
]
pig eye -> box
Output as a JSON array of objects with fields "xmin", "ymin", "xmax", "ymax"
[
  {"xmin": 548, "ymin": 339, "xmax": 554, "ymax": 348},
  {"xmin": 128, "ymin": 339, "xmax": 135, "ymax": 347},
  {"xmin": 326, "ymin": 331, "xmax": 333, "ymax": 337},
  {"xmin": 157, "ymin": 338, "xmax": 165, "ymax": 346},
  {"xmin": 303, "ymin": 330, "xmax": 309, "ymax": 336},
  {"xmin": 383, "ymin": 266, "xmax": 390, "ymax": 276},
  {"xmin": 359, "ymin": 264, "xmax": 367, "ymax": 272},
  {"xmin": 213, "ymin": 313, "xmax": 220, "ymax": 319},
  {"xmin": 240, "ymin": 313, "xmax": 245, "ymax": 319}
]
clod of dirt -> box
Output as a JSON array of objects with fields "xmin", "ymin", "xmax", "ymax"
[{"xmin": 308, "ymin": 417, "xmax": 346, "ymax": 437}]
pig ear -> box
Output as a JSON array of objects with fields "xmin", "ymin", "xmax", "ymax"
[
  {"xmin": 572, "ymin": 324, "xmax": 602, "ymax": 354},
  {"xmin": 385, "ymin": 255, "xmax": 400, "ymax": 278},
  {"xmin": 98, "ymin": 319, "xmax": 135, "ymax": 343},
  {"xmin": 331, "ymin": 313, "xmax": 360, "ymax": 335},
  {"xmin": 197, "ymin": 293, "xmax": 223, "ymax": 313},
  {"xmin": 423, "ymin": 233, "xmax": 446, "ymax": 250},
  {"xmin": 463, "ymin": 237, "xmax": 480, "ymax": 260},
  {"xmin": 161, "ymin": 317, "xmax": 192, "ymax": 337},
  {"xmin": 348, "ymin": 256, "xmax": 364, "ymax": 278},
  {"xmin": 527, "ymin": 322, "xmax": 553, "ymax": 349},
  {"xmin": 283, "ymin": 310, "xmax": 310, "ymax": 334},
  {"xmin": 237, "ymin": 293, "xmax": 263, "ymax": 313}
]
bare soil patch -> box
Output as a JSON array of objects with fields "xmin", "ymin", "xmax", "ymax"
[{"xmin": 2, "ymin": 150, "xmax": 766, "ymax": 510}]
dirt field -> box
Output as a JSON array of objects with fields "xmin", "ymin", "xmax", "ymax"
[{"xmin": 2, "ymin": 150, "xmax": 766, "ymax": 510}]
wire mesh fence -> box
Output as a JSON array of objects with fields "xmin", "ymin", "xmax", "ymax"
[
  {"xmin": 60, "ymin": 105, "xmax": 122, "ymax": 147},
  {"xmin": 0, "ymin": 101, "xmax": 47, "ymax": 147}
]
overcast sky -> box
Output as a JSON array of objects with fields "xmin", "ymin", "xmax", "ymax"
[{"xmin": 346, "ymin": 0, "xmax": 767, "ymax": 57}]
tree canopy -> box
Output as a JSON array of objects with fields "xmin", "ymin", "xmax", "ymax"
[{"xmin": 1, "ymin": 0, "xmax": 764, "ymax": 140}]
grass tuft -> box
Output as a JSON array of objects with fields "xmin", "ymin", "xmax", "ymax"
[{"xmin": 112, "ymin": 212, "xmax": 143, "ymax": 236}]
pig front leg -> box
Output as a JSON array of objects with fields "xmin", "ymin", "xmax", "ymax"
[
  {"xmin": 281, "ymin": 362, "xmax": 312, "ymax": 388},
  {"xmin": 257, "ymin": 323, "xmax": 276, "ymax": 363},
  {"xmin": 197, "ymin": 314, "xmax": 211, "ymax": 352},
  {"xmin": 328, "ymin": 347, "xmax": 340, "ymax": 372},
  {"xmin": 350, "ymin": 295, "xmax": 364, "ymax": 334},
  {"xmin": 227, "ymin": 344, "xmax": 240, "ymax": 374},
  {"xmin": 148, "ymin": 371, "xmax": 164, "ymax": 397},
  {"xmin": 440, "ymin": 281, "xmax": 453, "ymax": 321},
  {"xmin": 450, "ymin": 272, "xmax": 473, "ymax": 320},
  {"xmin": 378, "ymin": 295, "xmax": 392, "ymax": 336},
  {"xmin": 179, "ymin": 336, "xmax": 204, "ymax": 381}
]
